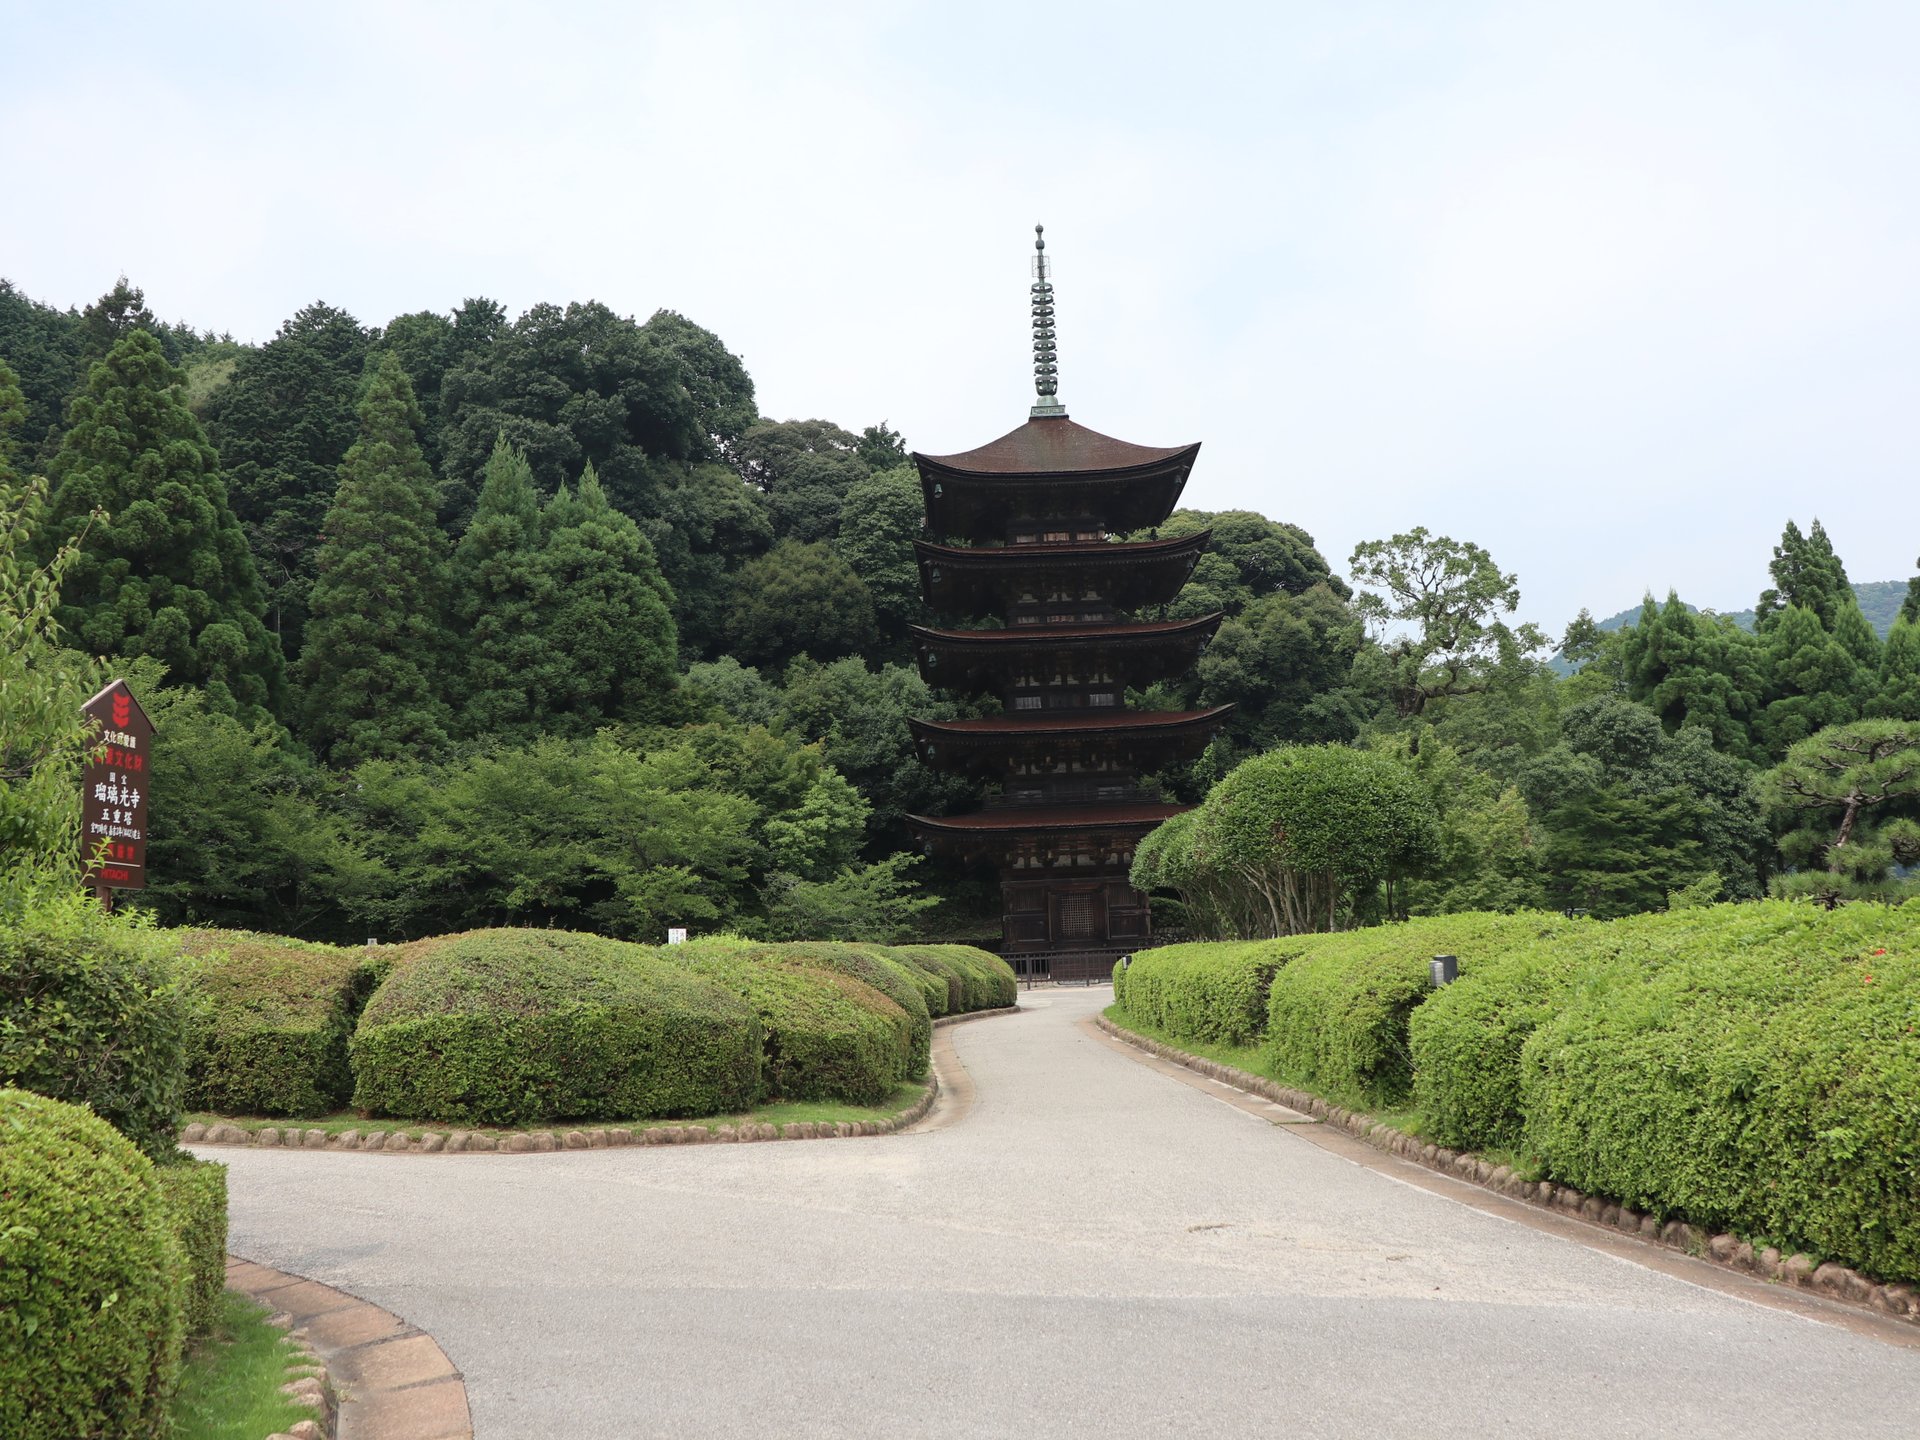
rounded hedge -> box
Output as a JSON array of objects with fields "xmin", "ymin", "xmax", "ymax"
[
  {"xmin": 1113, "ymin": 938, "xmax": 1299, "ymax": 1046},
  {"xmin": 156, "ymin": 1156, "xmax": 228, "ymax": 1341},
  {"xmin": 349, "ymin": 929, "xmax": 762, "ymax": 1125},
  {"xmin": 177, "ymin": 930, "xmax": 388, "ymax": 1116},
  {"xmin": 773, "ymin": 942, "xmax": 931, "ymax": 1079},
  {"xmin": 0, "ymin": 895, "xmax": 186, "ymax": 1159},
  {"xmin": 887, "ymin": 944, "xmax": 1016, "ymax": 1012},
  {"xmin": 1519, "ymin": 903, "xmax": 1920, "ymax": 1281},
  {"xmin": 0, "ymin": 1088, "xmax": 185, "ymax": 1440},
  {"xmin": 671, "ymin": 946, "xmax": 910, "ymax": 1105}
]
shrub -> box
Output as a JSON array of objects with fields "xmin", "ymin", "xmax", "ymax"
[
  {"xmin": 888, "ymin": 944, "xmax": 1015, "ymax": 1012},
  {"xmin": 0, "ymin": 1088, "xmax": 185, "ymax": 1440},
  {"xmin": 176, "ymin": 930, "xmax": 387, "ymax": 1116},
  {"xmin": 1408, "ymin": 908, "xmax": 1737, "ymax": 1150},
  {"xmin": 1113, "ymin": 938, "xmax": 1301, "ymax": 1046},
  {"xmin": 350, "ymin": 929, "xmax": 761, "ymax": 1125},
  {"xmin": 1265, "ymin": 914, "xmax": 1560, "ymax": 1108},
  {"xmin": 156, "ymin": 1156, "xmax": 228, "ymax": 1340},
  {"xmin": 669, "ymin": 944, "xmax": 910, "ymax": 1105},
  {"xmin": 770, "ymin": 942, "xmax": 931, "ymax": 1078},
  {"xmin": 1519, "ymin": 902, "xmax": 1920, "ymax": 1281},
  {"xmin": 0, "ymin": 893, "xmax": 186, "ymax": 1158}
]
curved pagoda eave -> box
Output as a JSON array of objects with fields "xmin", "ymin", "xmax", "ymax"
[
  {"xmin": 914, "ymin": 530, "xmax": 1210, "ymax": 618},
  {"xmin": 906, "ymin": 802, "xmax": 1192, "ymax": 865},
  {"xmin": 909, "ymin": 706, "xmax": 1232, "ymax": 778},
  {"xmin": 909, "ymin": 614, "xmax": 1223, "ymax": 693},
  {"xmin": 913, "ymin": 416, "xmax": 1200, "ymax": 543}
]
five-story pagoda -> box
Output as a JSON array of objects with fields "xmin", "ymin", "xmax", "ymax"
[{"xmin": 907, "ymin": 228, "xmax": 1229, "ymax": 980}]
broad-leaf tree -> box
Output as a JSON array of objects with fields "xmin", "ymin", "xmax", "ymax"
[{"xmin": 1347, "ymin": 528, "xmax": 1548, "ymax": 743}]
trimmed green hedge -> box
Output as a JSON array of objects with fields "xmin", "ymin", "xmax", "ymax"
[
  {"xmin": 156, "ymin": 1156, "xmax": 228, "ymax": 1340},
  {"xmin": 176, "ymin": 930, "xmax": 387, "ymax": 1116},
  {"xmin": 1263, "ymin": 914, "xmax": 1565, "ymax": 1108},
  {"xmin": 1519, "ymin": 903, "xmax": 1920, "ymax": 1280},
  {"xmin": 771, "ymin": 943, "xmax": 932, "ymax": 1079},
  {"xmin": 0, "ymin": 1088, "xmax": 185, "ymax": 1440},
  {"xmin": 1408, "ymin": 908, "xmax": 1749, "ymax": 1150},
  {"xmin": 1112, "ymin": 939, "xmax": 1300, "ymax": 1046},
  {"xmin": 0, "ymin": 895, "xmax": 186, "ymax": 1159},
  {"xmin": 350, "ymin": 930, "xmax": 762, "ymax": 1125},
  {"xmin": 887, "ymin": 944, "xmax": 1016, "ymax": 1012},
  {"xmin": 670, "ymin": 941, "xmax": 910, "ymax": 1105}
]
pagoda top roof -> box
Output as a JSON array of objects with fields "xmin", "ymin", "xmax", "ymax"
[
  {"xmin": 915, "ymin": 415, "xmax": 1198, "ymax": 479},
  {"xmin": 908, "ymin": 802, "xmax": 1190, "ymax": 835}
]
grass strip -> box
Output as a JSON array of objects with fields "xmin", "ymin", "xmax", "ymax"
[{"xmin": 169, "ymin": 1291, "xmax": 313, "ymax": 1440}]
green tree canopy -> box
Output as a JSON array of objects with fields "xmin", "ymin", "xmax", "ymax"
[
  {"xmin": 832, "ymin": 464, "xmax": 924, "ymax": 652},
  {"xmin": 46, "ymin": 331, "xmax": 284, "ymax": 721},
  {"xmin": 451, "ymin": 436, "xmax": 551, "ymax": 739},
  {"xmin": 1756, "ymin": 518, "xmax": 1853, "ymax": 632},
  {"xmin": 725, "ymin": 539, "xmax": 876, "ymax": 669},
  {"xmin": 297, "ymin": 353, "xmax": 455, "ymax": 765},
  {"xmin": 536, "ymin": 460, "xmax": 681, "ymax": 731},
  {"xmin": 1870, "ymin": 616, "xmax": 1920, "ymax": 722},
  {"xmin": 203, "ymin": 301, "xmax": 373, "ymax": 653},
  {"xmin": 733, "ymin": 418, "xmax": 870, "ymax": 544},
  {"xmin": 1156, "ymin": 509, "xmax": 1348, "ymax": 617},
  {"xmin": 1764, "ymin": 719, "xmax": 1920, "ymax": 896},
  {"xmin": 1347, "ymin": 527, "xmax": 1548, "ymax": 737}
]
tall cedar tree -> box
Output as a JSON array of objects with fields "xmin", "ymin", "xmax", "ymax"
[
  {"xmin": 1755, "ymin": 518, "xmax": 1852, "ymax": 632},
  {"xmin": 1872, "ymin": 617, "xmax": 1920, "ymax": 721},
  {"xmin": 452, "ymin": 437, "xmax": 552, "ymax": 738},
  {"xmin": 298, "ymin": 354, "xmax": 455, "ymax": 764},
  {"xmin": 45, "ymin": 331, "xmax": 283, "ymax": 721},
  {"xmin": 536, "ymin": 461, "xmax": 680, "ymax": 731},
  {"xmin": 203, "ymin": 302, "xmax": 371, "ymax": 655}
]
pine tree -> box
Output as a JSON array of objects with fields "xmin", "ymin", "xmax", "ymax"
[
  {"xmin": 45, "ymin": 331, "xmax": 284, "ymax": 721},
  {"xmin": 536, "ymin": 462, "xmax": 680, "ymax": 732},
  {"xmin": 452, "ymin": 435, "xmax": 552, "ymax": 738},
  {"xmin": 1899, "ymin": 556, "xmax": 1920, "ymax": 628},
  {"xmin": 298, "ymin": 354, "xmax": 455, "ymax": 765},
  {"xmin": 1756, "ymin": 518, "xmax": 1852, "ymax": 632}
]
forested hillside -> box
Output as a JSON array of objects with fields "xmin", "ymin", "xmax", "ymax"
[{"xmin": 5, "ymin": 275, "xmax": 1918, "ymax": 940}]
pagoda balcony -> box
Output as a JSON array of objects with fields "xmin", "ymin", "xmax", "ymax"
[
  {"xmin": 911, "ymin": 614, "xmax": 1222, "ymax": 698},
  {"xmin": 914, "ymin": 530, "xmax": 1209, "ymax": 620}
]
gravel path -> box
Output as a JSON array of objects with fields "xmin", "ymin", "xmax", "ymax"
[{"xmin": 215, "ymin": 986, "xmax": 1920, "ymax": 1438}]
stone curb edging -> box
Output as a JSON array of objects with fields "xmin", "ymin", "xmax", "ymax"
[
  {"xmin": 1095, "ymin": 1013, "xmax": 1920, "ymax": 1327},
  {"xmin": 228, "ymin": 1254, "xmax": 471, "ymax": 1440},
  {"xmin": 932, "ymin": 1004, "xmax": 1021, "ymax": 1028}
]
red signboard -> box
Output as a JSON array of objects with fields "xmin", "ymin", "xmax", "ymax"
[{"xmin": 81, "ymin": 679, "xmax": 153, "ymax": 891}]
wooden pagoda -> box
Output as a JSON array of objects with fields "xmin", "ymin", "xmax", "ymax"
[{"xmin": 906, "ymin": 227, "xmax": 1228, "ymax": 980}]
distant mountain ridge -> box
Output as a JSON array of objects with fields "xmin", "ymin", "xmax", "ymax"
[{"xmin": 1589, "ymin": 579, "xmax": 1907, "ymax": 639}]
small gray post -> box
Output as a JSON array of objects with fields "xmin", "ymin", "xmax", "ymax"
[{"xmin": 1430, "ymin": 954, "xmax": 1458, "ymax": 987}]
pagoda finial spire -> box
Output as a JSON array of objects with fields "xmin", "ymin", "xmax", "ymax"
[{"xmin": 1029, "ymin": 224, "xmax": 1066, "ymax": 418}]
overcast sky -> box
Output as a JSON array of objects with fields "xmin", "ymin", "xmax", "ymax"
[{"xmin": 4, "ymin": 1, "xmax": 1915, "ymax": 633}]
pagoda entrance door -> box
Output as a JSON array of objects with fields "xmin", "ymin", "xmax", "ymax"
[{"xmin": 1048, "ymin": 883, "xmax": 1108, "ymax": 946}]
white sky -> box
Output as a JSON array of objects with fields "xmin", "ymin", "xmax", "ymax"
[{"xmin": 4, "ymin": 1, "xmax": 1916, "ymax": 633}]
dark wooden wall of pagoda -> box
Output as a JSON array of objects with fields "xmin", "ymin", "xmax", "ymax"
[{"xmin": 905, "ymin": 416, "xmax": 1228, "ymax": 979}]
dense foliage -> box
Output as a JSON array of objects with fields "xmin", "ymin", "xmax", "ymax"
[
  {"xmin": 4, "ymin": 273, "xmax": 1916, "ymax": 937},
  {"xmin": 0, "ymin": 1088, "xmax": 186, "ymax": 1440},
  {"xmin": 350, "ymin": 929, "xmax": 763, "ymax": 1125},
  {"xmin": 1111, "ymin": 901, "xmax": 1920, "ymax": 1283}
]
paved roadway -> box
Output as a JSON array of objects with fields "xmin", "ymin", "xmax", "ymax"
[{"xmin": 215, "ymin": 987, "xmax": 1920, "ymax": 1439}]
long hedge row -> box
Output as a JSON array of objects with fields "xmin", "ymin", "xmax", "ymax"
[
  {"xmin": 1111, "ymin": 901, "xmax": 1920, "ymax": 1283},
  {"xmin": 176, "ymin": 926, "xmax": 1015, "ymax": 1125}
]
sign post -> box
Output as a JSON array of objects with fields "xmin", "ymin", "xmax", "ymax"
[{"xmin": 80, "ymin": 679, "xmax": 153, "ymax": 909}]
